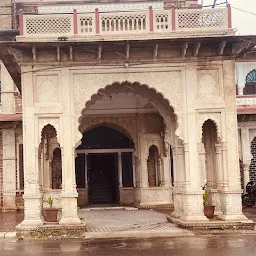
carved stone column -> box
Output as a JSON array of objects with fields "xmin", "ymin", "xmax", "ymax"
[
  {"xmin": 118, "ymin": 152, "xmax": 123, "ymax": 187},
  {"xmin": 135, "ymin": 156, "xmax": 141, "ymax": 188},
  {"xmin": 171, "ymin": 145, "xmax": 184, "ymax": 218},
  {"xmin": 215, "ymin": 143, "xmax": 223, "ymax": 187},
  {"xmin": 243, "ymin": 162, "xmax": 251, "ymax": 191},
  {"xmin": 240, "ymin": 127, "xmax": 252, "ymax": 190},
  {"xmin": 214, "ymin": 143, "xmax": 223, "ymax": 215},
  {"xmin": 20, "ymin": 66, "xmax": 44, "ymax": 226},
  {"xmin": 2, "ymin": 129, "xmax": 17, "ymax": 211},
  {"xmin": 198, "ymin": 142, "xmax": 206, "ymax": 186},
  {"xmin": 218, "ymin": 61, "xmax": 247, "ymax": 221},
  {"xmin": 141, "ymin": 158, "xmax": 149, "ymax": 188},
  {"xmin": 162, "ymin": 142, "xmax": 172, "ymax": 187},
  {"xmin": 180, "ymin": 141, "xmax": 208, "ymax": 222},
  {"xmin": 132, "ymin": 153, "xmax": 136, "ymax": 187},
  {"xmin": 84, "ymin": 153, "xmax": 88, "ymax": 188},
  {"xmin": 59, "ymin": 121, "xmax": 81, "ymax": 225}
]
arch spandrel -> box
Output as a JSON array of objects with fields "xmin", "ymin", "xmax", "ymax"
[{"xmin": 73, "ymin": 71, "xmax": 184, "ymax": 144}]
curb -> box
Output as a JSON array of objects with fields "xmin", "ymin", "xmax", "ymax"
[
  {"xmin": 0, "ymin": 232, "xmax": 17, "ymax": 239},
  {"xmin": 82, "ymin": 230, "xmax": 194, "ymax": 240}
]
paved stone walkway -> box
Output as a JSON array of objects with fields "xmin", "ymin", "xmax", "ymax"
[
  {"xmin": 0, "ymin": 211, "xmax": 24, "ymax": 232},
  {"xmin": 79, "ymin": 208, "xmax": 181, "ymax": 232},
  {"xmin": 0, "ymin": 206, "xmax": 255, "ymax": 233}
]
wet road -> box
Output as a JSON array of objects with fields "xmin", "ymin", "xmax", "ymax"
[{"xmin": 0, "ymin": 235, "xmax": 256, "ymax": 256}]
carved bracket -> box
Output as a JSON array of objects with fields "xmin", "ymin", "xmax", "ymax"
[
  {"xmin": 181, "ymin": 43, "xmax": 188, "ymax": 58},
  {"xmin": 232, "ymin": 40, "xmax": 251, "ymax": 55},
  {"xmin": 218, "ymin": 41, "xmax": 226, "ymax": 56}
]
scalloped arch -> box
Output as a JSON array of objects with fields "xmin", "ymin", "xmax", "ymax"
[
  {"xmin": 246, "ymin": 69, "xmax": 256, "ymax": 83},
  {"xmin": 199, "ymin": 114, "xmax": 221, "ymax": 142},
  {"xmin": 201, "ymin": 119, "xmax": 219, "ymax": 142},
  {"xmin": 79, "ymin": 81, "xmax": 180, "ymax": 144},
  {"xmin": 80, "ymin": 122, "xmax": 135, "ymax": 146},
  {"xmin": 40, "ymin": 124, "xmax": 57, "ymax": 139},
  {"xmin": 147, "ymin": 144, "xmax": 160, "ymax": 159},
  {"xmin": 38, "ymin": 118, "xmax": 60, "ymax": 146}
]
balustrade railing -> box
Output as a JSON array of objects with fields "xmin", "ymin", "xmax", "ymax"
[{"xmin": 17, "ymin": 5, "xmax": 232, "ymax": 40}]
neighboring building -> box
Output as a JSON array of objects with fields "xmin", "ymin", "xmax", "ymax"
[
  {"xmin": 236, "ymin": 53, "xmax": 256, "ymax": 189},
  {"xmin": 0, "ymin": 0, "xmax": 255, "ymax": 228}
]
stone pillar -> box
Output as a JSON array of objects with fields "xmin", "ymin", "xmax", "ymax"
[
  {"xmin": 198, "ymin": 142, "xmax": 206, "ymax": 187},
  {"xmin": 179, "ymin": 65, "xmax": 208, "ymax": 222},
  {"xmin": 162, "ymin": 144, "xmax": 172, "ymax": 187},
  {"xmin": 214, "ymin": 143, "xmax": 223, "ymax": 216},
  {"xmin": 215, "ymin": 143, "xmax": 223, "ymax": 187},
  {"xmin": 171, "ymin": 145, "xmax": 184, "ymax": 218},
  {"xmin": 132, "ymin": 153, "xmax": 136, "ymax": 187},
  {"xmin": 20, "ymin": 66, "xmax": 44, "ymax": 226},
  {"xmin": 2, "ymin": 129, "xmax": 17, "ymax": 211},
  {"xmin": 42, "ymin": 135, "xmax": 50, "ymax": 190},
  {"xmin": 218, "ymin": 61, "xmax": 247, "ymax": 221},
  {"xmin": 243, "ymin": 162, "xmax": 250, "ymax": 191},
  {"xmin": 141, "ymin": 158, "xmax": 149, "ymax": 188},
  {"xmin": 59, "ymin": 67, "xmax": 81, "ymax": 225},
  {"xmin": 240, "ymin": 127, "xmax": 252, "ymax": 190},
  {"xmin": 118, "ymin": 152, "xmax": 123, "ymax": 187},
  {"xmin": 84, "ymin": 153, "xmax": 88, "ymax": 188},
  {"xmin": 135, "ymin": 156, "xmax": 141, "ymax": 187}
]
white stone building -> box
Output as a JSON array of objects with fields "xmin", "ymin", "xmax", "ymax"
[{"xmin": 0, "ymin": 0, "xmax": 255, "ymax": 229}]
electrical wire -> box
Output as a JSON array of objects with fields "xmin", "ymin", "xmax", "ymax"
[{"xmin": 231, "ymin": 6, "xmax": 256, "ymax": 16}]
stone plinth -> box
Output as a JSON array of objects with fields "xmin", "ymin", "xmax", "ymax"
[{"xmin": 168, "ymin": 216, "xmax": 255, "ymax": 230}]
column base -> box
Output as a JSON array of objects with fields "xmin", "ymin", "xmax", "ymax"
[
  {"xmin": 217, "ymin": 214, "xmax": 248, "ymax": 221},
  {"xmin": 219, "ymin": 189, "xmax": 246, "ymax": 221},
  {"xmin": 181, "ymin": 190, "xmax": 208, "ymax": 222},
  {"xmin": 22, "ymin": 194, "xmax": 44, "ymax": 227},
  {"xmin": 61, "ymin": 194, "xmax": 82, "ymax": 225},
  {"xmin": 59, "ymin": 217, "xmax": 82, "ymax": 225},
  {"xmin": 19, "ymin": 218, "xmax": 44, "ymax": 227},
  {"xmin": 179, "ymin": 214, "xmax": 209, "ymax": 222}
]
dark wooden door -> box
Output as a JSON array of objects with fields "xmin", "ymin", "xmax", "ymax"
[{"xmin": 88, "ymin": 153, "xmax": 118, "ymax": 204}]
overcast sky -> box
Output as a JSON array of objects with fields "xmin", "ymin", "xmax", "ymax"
[{"xmin": 201, "ymin": 0, "xmax": 256, "ymax": 35}]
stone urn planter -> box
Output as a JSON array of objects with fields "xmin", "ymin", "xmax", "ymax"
[
  {"xmin": 44, "ymin": 208, "xmax": 59, "ymax": 222},
  {"xmin": 43, "ymin": 196, "xmax": 59, "ymax": 222},
  {"xmin": 204, "ymin": 205, "xmax": 215, "ymax": 219},
  {"xmin": 203, "ymin": 186, "xmax": 215, "ymax": 219}
]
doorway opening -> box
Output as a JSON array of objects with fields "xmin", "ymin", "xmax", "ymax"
[
  {"xmin": 76, "ymin": 125, "xmax": 134, "ymax": 206},
  {"xmin": 88, "ymin": 153, "xmax": 118, "ymax": 204}
]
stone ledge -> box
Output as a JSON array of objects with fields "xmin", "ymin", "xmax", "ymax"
[
  {"xmin": 167, "ymin": 216, "xmax": 255, "ymax": 230},
  {"xmin": 16, "ymin": 223, "xmax": 86, "ymax": 238},
  {"xmin": 135, "ymin": 204, "xmax": 174, "ymax": 209},
  {"xmin": 0, "ymin": 232, "xmax": 17, "ymax": 239}
]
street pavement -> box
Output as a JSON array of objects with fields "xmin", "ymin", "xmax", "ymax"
[{"xmin": 0, "ymin": 235, "xmax": 256, "ymax": 255}]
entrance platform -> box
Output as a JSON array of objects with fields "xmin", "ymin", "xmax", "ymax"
[
  {"xmin": 79, "ymin": 207, "xmax": 180, "ymax": 233},
  {"xmin": 1, "ymin": 206, "xmax": 256, "ymax": 238}
]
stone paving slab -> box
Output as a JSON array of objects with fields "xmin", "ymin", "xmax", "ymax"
[
  {"xmin": 79, "ymin": 208, "xmax": 182, "ymax": 233},
  {"xmin": 0, "ymin": 211, "xmax": 24, "ymax": 232}
]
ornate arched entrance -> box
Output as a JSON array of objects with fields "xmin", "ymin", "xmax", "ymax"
[{"xmin": 76, "ymin": 81, "xmax": 180, "ymax": 207}]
